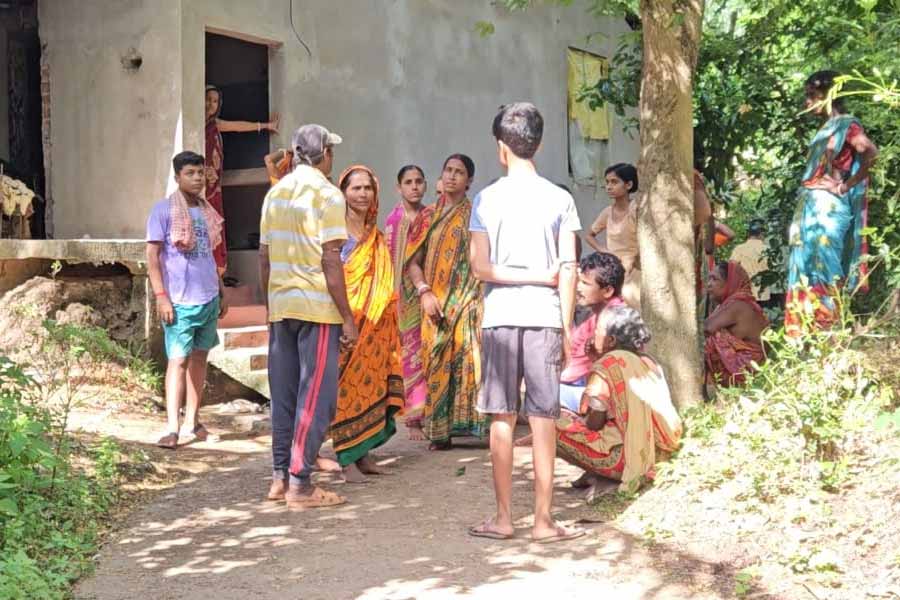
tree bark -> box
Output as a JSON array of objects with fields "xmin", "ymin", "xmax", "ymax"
[{"xmin": 637, "ymin": 0, "xmax": 704, "ymax": 408}]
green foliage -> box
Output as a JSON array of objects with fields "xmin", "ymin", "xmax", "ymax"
[
  {"xmin": 0, "ymin": 356, "xmax": 123, "ymax": 599},
  {"xmin": 41, "ymin": 318, "xmax": 162, "ymax": 394},
  {"xmin": 699, "ymin": 1, "xmax": 900, "ymax": 316},
  {"xmin": 474, "ymin": 20, "xmax": 495, "ymax": 37},
  {"xmin": 550, "ymin": 0, "xmax": 900, "ymax": 317},
  {"xmin": 670, "ymin": 303, "xmax": 894, "ymax": 502}
]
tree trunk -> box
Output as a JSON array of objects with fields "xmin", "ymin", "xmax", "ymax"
[{"xmin": 637, "ymin": 0, "xmax": 704, "ymax": 408}]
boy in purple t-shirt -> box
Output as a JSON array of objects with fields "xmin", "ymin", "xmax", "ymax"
[{"xmin": 147, "ymin": 151, "xmax": 227, "ymax": 449}]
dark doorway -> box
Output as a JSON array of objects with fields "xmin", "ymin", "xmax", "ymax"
[
  {"xmin": 205, "ymin": 32, "xmax": 270, "ymax": 170},
  {"xmin": 1, "ymin": 0, "xmax": 45, "ymax": 239},
  {"xmin": 204, "ymin": 30, "xmax": 271, "ymax": 296}
]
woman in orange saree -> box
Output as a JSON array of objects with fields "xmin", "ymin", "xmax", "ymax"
[
  {"xmin": 331, "ymin": 165, "xmax": 405, "ymax": 483},
  {"xmin": 704, "ymin": 260, "xmax": 769, "ymax": 387}
]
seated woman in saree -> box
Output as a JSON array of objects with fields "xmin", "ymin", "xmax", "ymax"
[
  {"xmin": 704, "ymin": 260, "xmax": 769, "ymax": 387},
  {"xmin": 785, "ymin": 70, "xmax": 878, "ymax": 335},
  {"xmin": 330, "ymin": 165, "xmax": 405, "ymax": 483},
  {"xmin": 516, "ymin": 251, "xmax": 627, "ymax": 450},
  {"xmin": 556, "ymin": 305, "xmax": 683, "ymax": 497},
  {"xmin": 406, "ymin": 154, "xmax": 486, "ymax": 450}
]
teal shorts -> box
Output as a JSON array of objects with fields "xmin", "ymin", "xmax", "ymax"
[{"xmin": 163, "ymin": 298, "xmax": 220, "ymax": 359}]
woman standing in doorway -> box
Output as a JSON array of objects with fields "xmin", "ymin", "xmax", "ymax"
[
  {"xmin": 204, "ymin": 84, "xmax": 279, "ymax": 273},
  {"xmin": 385, "ymin": 165, "xmax": 432, "ymax": 440},
  {"xmin": 785, "ymin": 71, "xmax": 877, "ymax": 334},
  {"xmin": 331, "ymin": 165, "xmax": 405, "ymax": 483},
  {"xmin": 586, "ymin": 163, "xmax": 641, "ymax": 309}
]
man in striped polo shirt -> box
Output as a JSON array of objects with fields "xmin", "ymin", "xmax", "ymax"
[{"xmin": 259, "ymin": 124, "xmax": 358, "ymax": 510}]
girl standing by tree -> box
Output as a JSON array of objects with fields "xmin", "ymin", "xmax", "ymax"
[{"xmin": 586, "ymin": 163, "xmax": 641, "ymax": 309}]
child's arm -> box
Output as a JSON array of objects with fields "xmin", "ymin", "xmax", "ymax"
[
  {"xmin": 469, "ymin": 232, "xmax": 558, "ymax": 286},
  {"xmin": 146, "ymin": 242, "xmax": 173, "ymax": 324},
  {"xmin": 585, "ymin": 209, "xmax": 609, "ymax": 254},
  {"xmin": 264, "ymin": 149, "xmax": 288, "ymax": 182},
  {"xmin": 217, "ymin": 273, "xmax": 228, "ymax": 318}
]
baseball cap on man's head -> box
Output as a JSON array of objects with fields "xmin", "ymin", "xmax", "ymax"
[{"xmin": 292, "ymin": 124, "xmax": 343, "ymax": 165}]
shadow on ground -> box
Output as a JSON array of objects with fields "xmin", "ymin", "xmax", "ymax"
[{"xmin": 75, "ymin": 420, "xmax": 775, "ymax": 600}]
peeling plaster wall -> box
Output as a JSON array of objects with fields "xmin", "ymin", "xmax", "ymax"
[{"xmin": 41, "ymin": 0, "xmax": 638, "ymax": 238}]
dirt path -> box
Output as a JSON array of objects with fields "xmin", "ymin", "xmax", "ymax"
[{"xmin": 75, "ymin": 416, "xmax": 737, "ymax": 600}]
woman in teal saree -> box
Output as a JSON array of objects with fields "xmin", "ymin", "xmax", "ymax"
[{"xmin": 785, "ymin": 70, "xmax": 878, "ymax": 335}]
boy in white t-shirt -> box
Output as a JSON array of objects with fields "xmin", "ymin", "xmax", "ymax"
[{"xmin": 468, "ymin": 102, "xmax": 584, "ymax": 544}]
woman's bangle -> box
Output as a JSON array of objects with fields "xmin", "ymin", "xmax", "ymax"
[
  {"xmin": 154, "ymin": 291, "xmax": 168, "ymax": 298},
  {"xmin": 257, "ymin": 122, "xmax": 261, "ymax": 133},
  {"xmin": 416, "ymin": 284, "xmax": 432, "ymax": 297}
]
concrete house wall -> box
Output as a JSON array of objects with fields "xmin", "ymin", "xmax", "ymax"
[{"xmin": 40, "ymin": 0, "xmax": 638, "ymax": 241}]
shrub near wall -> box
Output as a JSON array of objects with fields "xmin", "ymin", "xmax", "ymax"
[{"xmin": 0, "ymin": 356, "xmax": 121, "ymax": 600}]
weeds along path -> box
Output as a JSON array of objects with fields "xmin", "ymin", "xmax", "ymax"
[{"xmin": 75, "ymin": 415, "xmax": 738, "ymax": 600}]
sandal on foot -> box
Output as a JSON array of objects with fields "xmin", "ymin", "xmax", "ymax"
[
  {"xmin": 267, "ymin": 479, "xmax": 288, "ymax": 501},
  {"xmin": 285, "ymin": 486, "xmax": 346, "ymax": 511},
  {"xmin": 156, "ymin": 432, "xmax": 178, "ymax": 450},
  {"xmin": 469, "ymin": 519, "xmax": 513, "ymax": 540},
  {"xmin": 534, "ymin": 525, "xmax": 586, "ymax": 545}
]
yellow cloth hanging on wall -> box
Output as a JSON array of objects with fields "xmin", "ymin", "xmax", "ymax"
[{"xmin": 567, "ymin": 48, "xmax": 610, "ymax": 140}]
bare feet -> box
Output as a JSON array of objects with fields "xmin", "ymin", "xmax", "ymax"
[
  {"xmin": 315, "ymin": 455, "xmax": 341, "ymax": 472},
  {"xmin": 356, "ymin": 454, "xmax": 388, "ymax": 475},
  {"xmin": 513, "ymin": 434, "xmax": 533, "ymax": 447},
  {"xmin": 266, "ymin": 478, "xmax": 287, "ymax": 501},
  {"xmin": 570, "ymin": 472, "xmax": 598, "ymax": 489},
  {"xmin": 428, "ymin": 439, "xmax": 452, "ymax": 451},
  {"xmin": 342, "ymin": 462, "xmax": 369, "ymax": 484},
  {"xmin": 408, "ymin": 423, "xmax": 426, "ymax": 441}
]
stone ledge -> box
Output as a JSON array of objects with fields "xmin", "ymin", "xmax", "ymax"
[{"xmin": 0, "ymin": 239, "xmax": 147, "ymax": 273}]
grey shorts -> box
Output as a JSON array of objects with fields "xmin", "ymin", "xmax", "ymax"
[{"xmin": 477, "ymin": 327, "xmax": 562, "ymax": 419}]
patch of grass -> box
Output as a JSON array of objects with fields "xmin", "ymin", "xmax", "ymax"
[{"xmin": 0, "ymin": 357, "xmax": 125, "ymax": 598}]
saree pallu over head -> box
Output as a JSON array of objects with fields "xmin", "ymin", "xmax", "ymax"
[
  {"xmin": 330, "ymin": 165, "xmax": 404, "ymax": 466},
  {"xmin": 404, "ymin": 194, "xmax": 485, "ymax": 442},
  {"xmin": 786, "ymin": 115, "xmax": 869, "ymax": 334},
  {"xmin": 705, "ymin": 261, "xmax": 767, "ymax": 386},
  {"xmin": 556, "ymin": 350, "xmax": 682, "ymax": 493},
  {"xmin": 386, "ymin": 202, "xmax": 433, "ymax": 422}
]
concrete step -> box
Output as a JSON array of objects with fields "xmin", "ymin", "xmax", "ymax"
[
  {"xmin": 221, "ymin": 325, "xmax": 269, "ymax": 350},
  {"xmin": 210, "ymin": 346, "xmax": 268, "ymax": 372},
  {"xmin": 209, "ymin": 327, "xmax": 270, "ymax": 399}
]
